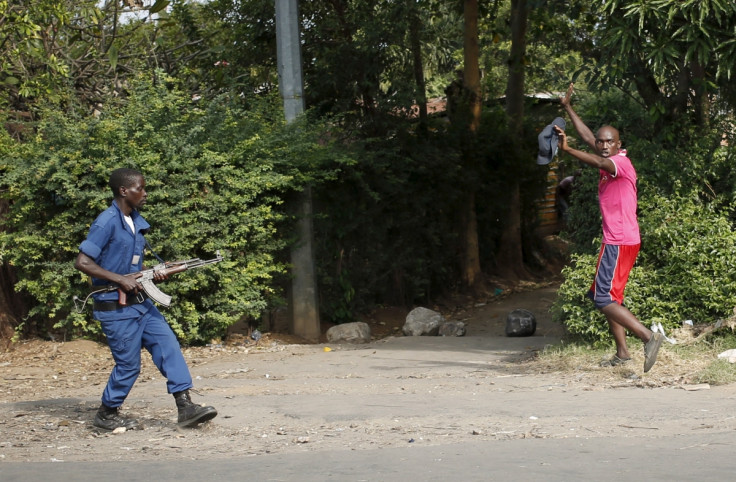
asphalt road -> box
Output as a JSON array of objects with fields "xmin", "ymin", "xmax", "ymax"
[{"xmin": 3, "ymin": 430, "xmax": 734, "ymax": 481}]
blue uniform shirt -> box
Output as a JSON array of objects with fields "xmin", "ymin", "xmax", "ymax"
[{"xmin": 79, "ymin": 200, "xmax": 154, "ymax": 319}]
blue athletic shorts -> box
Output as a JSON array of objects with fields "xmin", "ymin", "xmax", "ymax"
[{"xmin": 587, "ymin": 243, "xmax": 640, "ymax": 309}]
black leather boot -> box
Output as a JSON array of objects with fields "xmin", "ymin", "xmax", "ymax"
[
  {"xmin": 174, "ymin": 390, "xmax": 217, "ymax": 428},
  {"xmin": 93, "ymin": 403, "xmax": 139, "ymax": 431}
]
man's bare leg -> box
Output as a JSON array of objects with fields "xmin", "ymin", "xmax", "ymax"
[
  {"xmin": 601, "ymin": 302, "xmax": 653, "ymax": 358},
  {"xmin": 607, "ymin": 320, "xmax": 630, "ymax": 359},
  {"xmin": 602, "ymin": 302, "xmax": 664, "ymax": 372}
]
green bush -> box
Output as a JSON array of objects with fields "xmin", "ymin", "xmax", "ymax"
[
  {"xmin": 551, "ymin": 88, "xmax": 736, "ymax": 346},
  {"xmin": 0, "ymin": 75, "xmax": 346, "ymax": 343},
  {"xmin": 553, "ymin": 192, "xmax": 736, "ymax": 345}
]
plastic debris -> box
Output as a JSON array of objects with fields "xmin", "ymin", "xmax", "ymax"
[
  {"xmin": 651, "ymin": 322, "xmax": 677, "ymax": 344},
  {"xmin": 718, "ymin": 349, "xmax": 736, "ymax": 363},
  {"xmin": 682, "ymin": 383, "xmax": 710, "ymax": 391},
  {"xmin": 505, "ymin": 309, "xmax": 536, "ymax": 337}
]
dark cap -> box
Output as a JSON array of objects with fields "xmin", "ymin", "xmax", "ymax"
[{"xmin": 537, "ymin": 117, "xmax": 566, "ymax": 165}]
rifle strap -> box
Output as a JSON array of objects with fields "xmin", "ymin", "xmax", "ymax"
[{"xmin": 144, "ymin": 238, "xmax": 165, "ymax": 264}]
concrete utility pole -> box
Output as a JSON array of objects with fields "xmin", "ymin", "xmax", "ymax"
[{"xmin": 275, "ymin": 0, "xmax": 321, "ymax": 341}]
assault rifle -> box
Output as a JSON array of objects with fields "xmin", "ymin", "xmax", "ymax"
[{"xmin": 73, "ymin": 251, "xmax": 224, "ymax": 312}]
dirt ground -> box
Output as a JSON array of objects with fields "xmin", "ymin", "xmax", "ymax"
[{"xmin": 2, "ymin": 280, "xmax": 733, "ymax": 464}]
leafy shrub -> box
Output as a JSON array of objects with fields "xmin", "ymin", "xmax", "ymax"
[
  {"xmin": 551, "ymin": 251, "xmax": 607, "ymax": 344},
  {"xmin": 0, "ymin": 75, "xmax": 345, "ymax": 343},
  {"xmin": 632, "ymin": 193, "xmax": 736, "ymax": 326},
  {"xmin": 553, "ymin": 192, "xmax": 736, "ymax": 345},
  {"xmin": 560, "ymin": 167, "xmax": 602, "ymax": 255}
]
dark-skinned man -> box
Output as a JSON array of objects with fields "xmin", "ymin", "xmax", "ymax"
[
  {"xmin": 555, "ymin": 83, "xmax": 664, "ymax": 372},
  {"xmin": 75, "ymin": 168, "xmax": 217, "ymax": 430}
]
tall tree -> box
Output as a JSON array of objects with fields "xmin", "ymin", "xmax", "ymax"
[
  {"xmin": 407, "ymin": 0, "xmax": 428, "ymax": 129},
  {"xmin": 494, "ymin": 0, "xmax": 529, "ymax": 280},
  {"xmin": 0, "ymin": 0, "xmax": 231, "ymax": 116},
  {"xmin": 584, "ymin": 0, "xmax": 736, "ymax": 131},
  {"xmin": 457, "ymin": 0, "xmax": 483, "ymax": 290}
]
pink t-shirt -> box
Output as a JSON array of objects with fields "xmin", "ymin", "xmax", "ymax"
[{"xmin": 598, "ymin": 149, "xmax": 640, "ymax": 245}]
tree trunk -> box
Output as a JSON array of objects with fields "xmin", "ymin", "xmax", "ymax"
[
  {"xmin": 459, "ymin": 0, "xmax": 483, "ymax": 291},
  {"xmin": 690, "ymin": 62, "xmax": 710, "ymax": 128},
  {"xmin": 408, "ymin": 0, "xmax": 427, "ymax": 130},
  {"xmin": 459, "ymin": 192, "xmax": 481, "ymax": 288},
  {"xmin": 463, "ymin": 0, "xmax": 481, "ymax": 134},
  {"xmin": 0, "ymin": 199, "xmax": 26, "ymax": 340},
  {"xmin": 631, "ymin": 57, "xmax": 666, "ymax": 116},
  {"xmin": 495, "ymin": 0, "xmax": 528, "ymax": 280}
]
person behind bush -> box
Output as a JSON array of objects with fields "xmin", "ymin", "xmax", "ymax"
[
  {"xmin": 555, "ymin": 172, "xmax": 577, "ymax": 225},
  {"xmin": 554, "ymin": 83, "xmax": 664, "ymax": 372},
  {"xmin": 74, "ymin": 168, "xmax": 218, "ymax": 430}
]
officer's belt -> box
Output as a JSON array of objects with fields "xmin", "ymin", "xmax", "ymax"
[{"xmin": 93, "ymin": 294, "xmax": 148, "ymax": 312}]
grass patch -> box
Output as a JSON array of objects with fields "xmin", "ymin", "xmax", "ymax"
[
  {"xmin": 692, "ymin": 360, "xmax": 736, "ymax": 385},
  {"xmin": 532, "ymin": 328, "xmax": 736, "ymax": 387}
]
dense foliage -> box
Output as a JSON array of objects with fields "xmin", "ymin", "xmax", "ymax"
[
  {"xmin": 554, "ymin": 193, "xmax": 736, "ymax": 346},
  {"xmin": 312, "ymin": 104, "xmax": 544, "ymax": 322},
  {"xmin": 0, "ymin": 76, "xmax": 346, "ymax": 342},
  {"xmin": 3, "ymin": 0, "xmax": 736, "ymax": 348},
  {"xmin": 552, "ymin": 89, "xmax": 736, "ymax": 345}
]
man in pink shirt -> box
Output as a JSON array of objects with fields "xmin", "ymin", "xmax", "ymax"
[{"xmin": 554, "ymin": 83, "xmax": 663, "ymax": 373}]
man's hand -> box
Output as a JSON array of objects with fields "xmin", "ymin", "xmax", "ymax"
[
  {"xmin": 554, "ymin": 125, "xmax": 568, "ymax": 152},
  {"xmin": 76, "ymin": 252, "xmax": 141, "ymax": 293},
  {"xmin": 117, "ymin": 273, "xmax": 143, "ymax": 293},
  {"xmin": 561, "ymin": 82, "xmax": 574, "ymax": 108},
  {"xmin": 152, "ymin": 267, "xmax": 169, "ymax": 282}
]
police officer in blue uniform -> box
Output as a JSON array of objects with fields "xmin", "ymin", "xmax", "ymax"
[{"xmin": 74, "ymin": 168, "xmax": 217, "ymax": 430}]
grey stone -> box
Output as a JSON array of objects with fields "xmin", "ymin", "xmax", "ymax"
[
  {"xmin": 403, "ymin": 307, "xmax": 443, "ymax": 336},
  {"xmin": 439, "ymin": 321, "xmax": 467, "ymax": 337},
  {"xmin": 326, "ymin": 322, "xmax": 372, "ymax": 344}
]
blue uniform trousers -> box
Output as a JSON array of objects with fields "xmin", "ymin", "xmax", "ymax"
[{"xmin": 98, "ymin": 304, "xmax": 193, "ymax": 407}]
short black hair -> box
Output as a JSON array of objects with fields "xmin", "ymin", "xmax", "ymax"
[{"xmin": 109, "ymin": 168, "xmax": 142, "ymax": 198}]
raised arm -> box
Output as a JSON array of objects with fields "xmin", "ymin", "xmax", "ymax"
[{"xmin": 560, "ymin": 83, "xmax": 596, "ymax": 150}]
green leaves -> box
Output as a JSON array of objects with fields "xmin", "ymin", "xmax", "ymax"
[
  {"xmin": 108, "ymin": 44, "xmax": 119, "ymax": 71},
  {"xmin": 0, "ymin": 76, "xmax": 345, "ymax": 343},
  {"xmin": 554, "ymin": 189, "xmax": 736, "ymax": 345},
  {"xmin": 580, "ymin": 0, "xmax": 736, "ymax": 132},
  {"xmin": 149, "ymin": 0, "xmax": 170, "ymax": 15}
]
